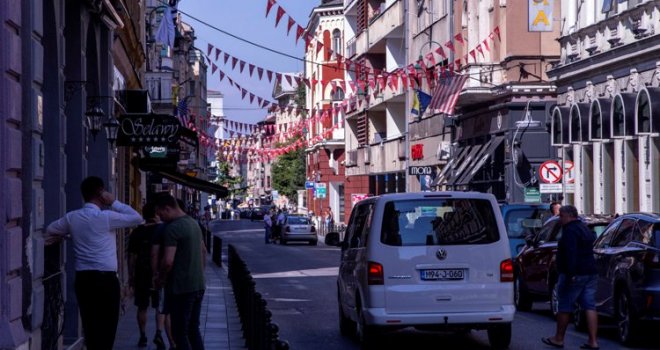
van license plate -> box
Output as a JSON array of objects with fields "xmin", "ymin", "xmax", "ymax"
[{"xmin": 420, "ymin": 269, "xmax": 464, "ymax": 281}]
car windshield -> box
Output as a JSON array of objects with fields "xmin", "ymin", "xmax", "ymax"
[
  {"xmin": 504, "ymin": 208, "xmax": 550, "ymax": 239},
  {"xmin": 287, "ymin": 216, "xmax": 310, "ymax": 225},
  {"xmin": 381, "ymin": 199, "xmax": 500, "ymax": 246}
]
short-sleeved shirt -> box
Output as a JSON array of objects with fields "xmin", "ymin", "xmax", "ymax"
[
  {"xmin": 127, "ymin": 223, "xmax": 159, "ymax": 279},
  {"xmin": 162, "ymin": 215, "xmax": 206, "ymax": 295}
]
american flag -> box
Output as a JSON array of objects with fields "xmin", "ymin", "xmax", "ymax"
[
  {"xmin": 177, "ymin": 98, "xmax": 188, "ymax": 125},
  {"xmin": 428, "ymin": 74, "xmax": 468, "ymax": 116}
]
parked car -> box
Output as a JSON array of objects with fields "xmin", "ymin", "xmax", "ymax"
[
  {"xmin": 499, "ymin": 203, "xmax": 552, "ymax": 257},
  {"xmin": 586, "ymin": 213, "xmax": 660, "ymax": 345},
  {"xmin": 250, "ymin": 207, "xmax": 266, "ymax": 221},
  {"xmin": 280, "ymin": 215, "xmax": 317, "ymax": 245},
  {"xmin": 326, "ymin": 192, "xmax": 514, "ymax": 349},
  {"xmin": 514, "ymin": 214, "xmax": 612, "ymax": 314}
]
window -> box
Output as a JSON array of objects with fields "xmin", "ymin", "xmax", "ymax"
[
  {"xmin": 287, "ymin": 216, "xmax": 310, "ymax": 225},
  {"xmin": 332, "ymin": 87, "xmax": 345, "ymax": 101},
  {"xmin": 504, "ymin": 208, "xmax": 551, "ymax": 239},
  {"xmin": 595, "ymin": 219, "xmax": 621, "ymax": 249},
  {"xmin": 537, "ymin": 220, "xmax": 560, "ymax": 244},
  {"xmin": 611, "ymin": 219, "xmax": 636, "ymax": 247},
  {"xmin": 380, "ymin": 199, "xmax": 500, "ymax": 246},
  {"xmin": 347, "ymin": 203, "xmax": 373, "ymax": 248},
  {"xmin": 332, "ymin": 29, "xmax": 342, "ymax": 58}
]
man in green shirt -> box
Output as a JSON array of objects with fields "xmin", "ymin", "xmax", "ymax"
[{"xmin": 154, "ymin": 193, "xmax": 206, "ymax": 350}]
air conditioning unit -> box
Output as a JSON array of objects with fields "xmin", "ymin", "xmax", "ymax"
[{"xmin": 345, "ymin": 150, "xmax": 357, "ymax": 167}]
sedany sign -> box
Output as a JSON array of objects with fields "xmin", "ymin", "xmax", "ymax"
[{"xmin": 117, "ymin": 113, "xmax": 182, "ymax": 146}]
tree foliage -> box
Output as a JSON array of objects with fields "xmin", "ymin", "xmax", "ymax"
[
  {"xmin": 215, "ymin": 161, "xmax": 244, "ymax": 196},
  {"xmin": 271, "ymin": 141, "xmax": 306, "ymax": 200}
]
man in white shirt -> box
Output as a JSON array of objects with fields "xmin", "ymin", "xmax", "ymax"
[{"xmin": 46, "ymin": 176, "xmax": 143, "ymax": 350}]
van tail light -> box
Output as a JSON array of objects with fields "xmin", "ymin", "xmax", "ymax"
[
  {"xmin": 368, "ymin": 262, "xmax": 384, "ymax": 285},
  {"xmin": 500, "ymin": 259, "xmax": 514, "ymax": 282}
]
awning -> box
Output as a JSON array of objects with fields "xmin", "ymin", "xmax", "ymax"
[
  {"xmin": 155, "ymin": 169, "xmax": 229, "ymax": 197},
  {"xmin": 434, "ymin": 146, "xmax": 470, "ymax": 186},
  {"xmin": 448, "ymin": 143, "xmax": 487, "ymax": 186},
  {"xmin": 454, "ymin": 136, "xmax": 505, "ymax": 186}
]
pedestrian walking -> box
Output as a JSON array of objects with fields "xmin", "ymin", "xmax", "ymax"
[
  {"xmin": 544, "ymin": 201, "xmax": 562, "ymax": 225},
  {"xmin": 45, "ymin": 176, "xmax": 143, "ymax": 350},
  {"xmin": 128, "ymin": 202, "xmax": 167, "ymax": 349},
  {"xmin": 154, "ymin": 194, "xmax": 207, "ymax": 350},
  {"xmin": 264, "ymin": 209, "xmax": 273, "ymax": 244},
  {"xmin": 324, "ymin": 208, "xmax": 335, "ymax": 232},
  {"xmin": 542, "ymin": 205, "xmax": 599, "ymax": 350}
]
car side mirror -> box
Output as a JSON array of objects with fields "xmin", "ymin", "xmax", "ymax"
[{"xmin": 325, "ymin": 232, "xmax": 341, "ymax": 247}]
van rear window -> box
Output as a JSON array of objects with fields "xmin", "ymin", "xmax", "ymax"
[{"xmin": 381, "ymin": 199, "xmax": 500, "ymax": 246}]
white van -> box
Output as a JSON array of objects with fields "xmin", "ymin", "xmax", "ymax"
[{"xmin": 327, "ymin": 192, "xmax": 514, "ymax": 349}]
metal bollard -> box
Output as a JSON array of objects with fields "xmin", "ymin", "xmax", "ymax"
[{"xmin": 212, "ymin": 236, "xmax": 222, "ymax": 266}]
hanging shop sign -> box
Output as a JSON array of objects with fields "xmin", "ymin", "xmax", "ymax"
[
  {"xmin": 409, "ymin": 166, "xmax": 434, "ymax": 176},
  {"xmin": 117, "ymin": 114, "xmax": 181, "ymax": 146},
  {"xmin": 528, "ymin": 0, "xmax": 554, "ymax": 32}
]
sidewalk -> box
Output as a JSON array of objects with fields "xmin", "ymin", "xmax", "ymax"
[{"xmin": 114, "ymin": 253, "xmax": 245, "ymax": 349}]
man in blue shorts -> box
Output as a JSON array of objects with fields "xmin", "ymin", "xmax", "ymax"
[{"xmin": 542, "ymin": 205, "xmax": 599, "ymax": 349}]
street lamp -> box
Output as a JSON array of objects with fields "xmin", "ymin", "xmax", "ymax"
[
  {"xmin": 85, "ymin": 104, "xmax": 105, "ymax": 139},
  {"xmin": 104, "ymin": 115, "xmax": 120, "ymax": 147}
]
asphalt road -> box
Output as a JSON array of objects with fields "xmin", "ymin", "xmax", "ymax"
[{"xmin": 213, "ymin": 219, "xmax": 657, "ymax": 350}]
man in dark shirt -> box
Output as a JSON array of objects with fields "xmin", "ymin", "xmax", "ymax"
[
  {"xmin": 128, "ymin": 203, "xmax": 166, "ymax": 349},
  {"xmin": 154, "ymin": 194, "xmax": 207, "ymax": 350},
  {"xmin": 542, "ymin": 205, "xmax": 599, "ymax": 349}
]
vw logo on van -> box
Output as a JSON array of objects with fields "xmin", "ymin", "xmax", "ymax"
[{"xmin": 436, "ymin": 249, "xmax": 448, "ymax": 260}]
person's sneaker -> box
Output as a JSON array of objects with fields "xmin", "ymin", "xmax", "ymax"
[
  {"xmin": 137, "ymin": 334, "xmax": 148, "ymax": 347},
  {"xmin": 153, "ymin": 332, "xmax": 166, "ymax": 350}
]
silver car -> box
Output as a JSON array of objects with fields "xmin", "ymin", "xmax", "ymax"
[{"xmin": 281, "ymin": 215, "xmax": 318, "ymax": 245}]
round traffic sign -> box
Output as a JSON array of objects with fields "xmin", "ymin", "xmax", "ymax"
[
  {"xmin": 563, "ymin": 160, "xmax": 575, "ymax": 184},
  {"xmin": 539, "ymin": 160, "xmax": 563, "ymax": 184}
]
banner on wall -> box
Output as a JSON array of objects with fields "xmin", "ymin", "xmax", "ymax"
[{"xmin": 529, "ymin": 0, "xmax": 554, "ymax": 32}]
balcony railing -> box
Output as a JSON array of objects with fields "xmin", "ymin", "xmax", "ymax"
[{"xmin": 367, "ymin": 0, "xmax": 403, "ymax": 50}]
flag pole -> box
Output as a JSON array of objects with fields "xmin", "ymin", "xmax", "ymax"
[{"xmin": 403, "ymin": 0, "xmax": 411, "ymax": 193}]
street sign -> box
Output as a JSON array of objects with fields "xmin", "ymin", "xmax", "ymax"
[
  {"xmin": 305, "ymin": 181, "xmax": 315, "ymax": 189},
  {"xmin": 524, "ymin": 187, "xmax": 541, "ymax": 203},
  {"xmin": 409, "ymin": 166, "xmax": 433, "ymax": 176},
  {"xmin": 563, "ymin": 160, "xmax": 575, "ymax": 184},
  {"xmin": 539, "ymin": 160, "xmax": 563, "ymax": 184},
  {"xmin": 540, "ymin": 183, "xmax": 563, "ymax": 194},
  {"xmin": 315, "ymin": 183, "xmax": 327, "ymax": 199}
]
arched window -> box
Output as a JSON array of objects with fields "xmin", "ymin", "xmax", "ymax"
[
  {"xmin": 551, "ymin": 108, "xmax": 563, "ymax": 146},
  {"xmin": 636, "ymin": 89, "xmax": 651, "ymax": 134},
  {"xmin": 333, "ymin": 87, "xmax": 345, "ymax": 101},
  {"xmin": 332, "ymin": 29, "xmax": 342, "ymax": 58},
  {"xmin": 570, "ymin": 107, "xmax": 582, "ymax": 143},
  {"xmin": 612, "ymin": 95, "xmax": 626, "ymax": 137},
  {"xmin": 590, "ymin": 101, "xmax": 602, "ymax": 140}
]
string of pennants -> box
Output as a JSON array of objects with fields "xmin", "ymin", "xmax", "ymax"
[
  {"xmin": 264, "ymin": 0, "xmax": 501, "ymax": 73},
  {"xmin": 204, "ymin": 24, "xmax": 501, "ymax": 106}
]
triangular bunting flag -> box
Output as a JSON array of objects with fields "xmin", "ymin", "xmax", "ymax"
[
  {"xmin": 454, "ymin": 33, "xmax": 465, "ymax": 45},
  {"xmin": 316, "ymin": 41, "xmax": 324, "ymax": 56},
  {"xmin": 267, "ymin": 70, "xmax": 273, "ymax": 82},
  {"xmin": 275, "ymin": 73, "xmax": 282, "ymax": 82},
  {"xmin": 476, "ymin": 44, "xmax": 485, "ymax": 57},
  {"xmin": 215, "ymin": 48, "xmax": 221, "ymax": 61},
  {"xmin": 493, "ymin": 26, "xmax": 501, "ymax": 41},
  {"xmin": 266, "ymin": 0, "xmax": 276, "ymax": 17},
  {"xmin": 239, "ymin": 60, "xmax": 246, "ymax": 73},
  {"xmin": 249, "ymin": 64, "xmax": 255, "ymax": 77},
  {"xmin": 224, "ymin": 53, "xmax": 230, "ymax": 64},
  {"xmin": 445, "ymin": 40, "xmax": 455, "ymax": 52},
  {"xmin": 211, "ymin": 63, "xmax": 218, "ymax": 74},
  {"xmin": 249, "ymin": 93, "xmax": 255, "ymax": 104},
  {"xmin": 257, "ymin": 67, "xmax": 264, "ymax": 80},
  {"xmin": 295, "ymin": 25, "xmax": 305, "ymax": 44},
  {"xmin": 231, "ymin": 57, "xmax": 238, "ymax": 70},
  {"xmin": 275, "ymin": 6, "xmax": 286, "ymax": 27},
  {"xmin": 207, "ymin": 43, "xmax": 213, "ymax": 56},
  {"xmin": 469, "ymin": 49, "xmax": 477, "ymax": 62},
  {"xmin": 287, "ymin": 17, "xmax": 296, "ymax": 35},
  {"xmin": 435, "ymin": 46, "xmax": 447, "ymax": 59},
  {"xmin": 482, "ymin": 39, "xmax": 491, "ymax": 51},
  {"xmin": 425, "ymin": 52, "xmax": 436, "ymax": 67},
  {"xmin": 219, "ymin": 71, "xmax": 225, "ymax": 82}
]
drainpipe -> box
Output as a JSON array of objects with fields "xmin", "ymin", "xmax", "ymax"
[{"xmin": 403, "ymin": 0, "xmax": 410, "ymax": 192}]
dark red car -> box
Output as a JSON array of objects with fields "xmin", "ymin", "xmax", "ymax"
[{"xmin": 514, "ymin": 214, "xmax": 611, "ymax": 315}]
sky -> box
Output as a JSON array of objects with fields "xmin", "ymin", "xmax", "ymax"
[{"xmin": 178, "ymin": 0, "xmax": 317, "ymax": 124}]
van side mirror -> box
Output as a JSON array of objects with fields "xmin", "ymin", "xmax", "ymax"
[{"xmin": 325, "ymin": 232, "xmax": 341, "ymax": 247}]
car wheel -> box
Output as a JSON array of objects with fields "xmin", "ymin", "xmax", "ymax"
[
  {"xmin": 616, "ymin": 289, "xmax": 640, "ymax": 345},
  {"xmin": 514, "ymin": 275, "xmax": 533, "ymax": 312},
  {"xmin": 338, "ymin": 297, "xmax": 355, "ymax": 337},
  {"xmin": 487, "ymin": 323, "xmax": 512, "ymax": 350},
  {"xmin": 550, "ymin": 283, "xmax": 559, "ymax": 317},
  {"xmin": 356, "ymin": 305, "xmax": 378, "ymax": 348}
]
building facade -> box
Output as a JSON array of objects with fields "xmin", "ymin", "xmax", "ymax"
[
  {"xmin": 548, "ymin": 0, "xmax": 660, "ymax": 214},
  {"xmin": 436, "ymin": 0, "xmax": 560, "ymax": 204},
  {"xmin": 304, "ymin": 0, "xmax": 350, "ymax": 222},
  {"xmin": 1, "ymin": 0, "xmax": 147, "ymax": 348}
]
